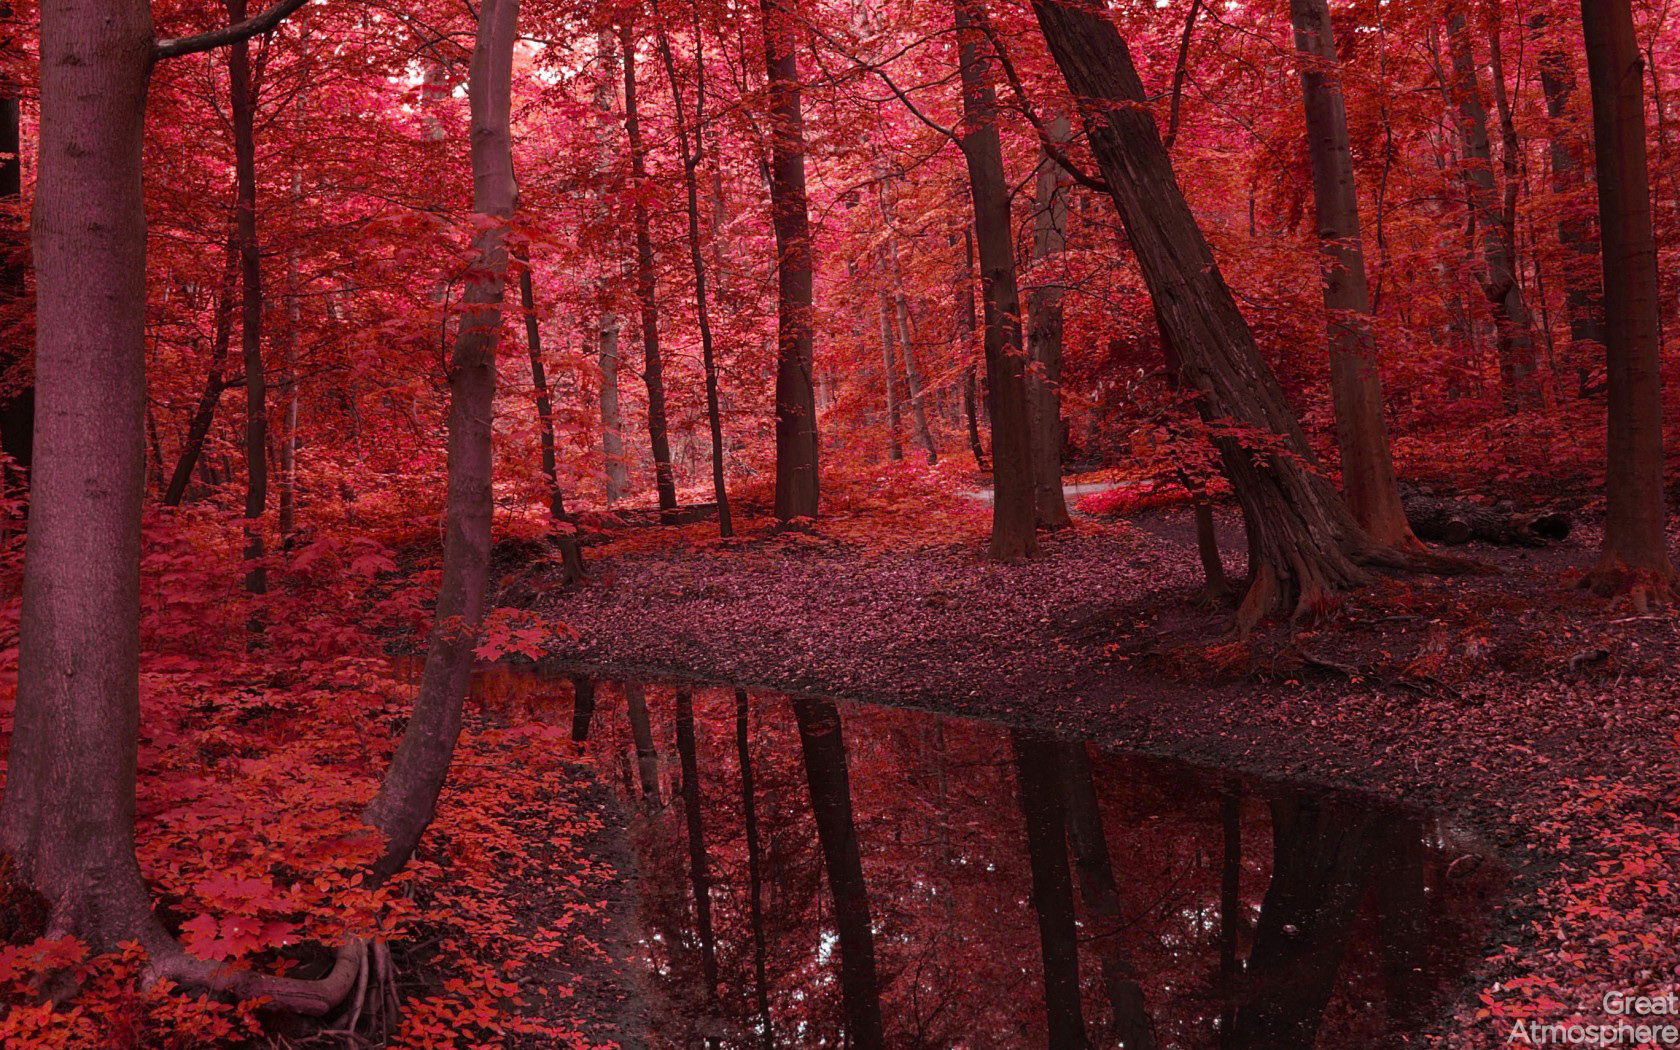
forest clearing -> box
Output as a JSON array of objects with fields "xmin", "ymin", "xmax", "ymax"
[{"xmin": 0, "ymin": 0, "xmax": 1678, "ymax": 1045}]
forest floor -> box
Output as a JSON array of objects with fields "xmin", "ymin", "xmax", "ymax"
[{"xmin": 498, "ymin": 490, "xmax": 1680, "ymax": 1048}]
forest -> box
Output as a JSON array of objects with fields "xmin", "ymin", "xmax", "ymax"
[{"xmin": 0, "ymin": 0, "xmax": 1677, "ymax": 1045}]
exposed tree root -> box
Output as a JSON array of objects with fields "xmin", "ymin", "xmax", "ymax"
[
  {"xmin": 1581, "ymin": 555, "xmax": 1680, "ymax": 612},
  {"xmin": 149, "ymin": 937, "xmax": 366, "ymax": 1018}
]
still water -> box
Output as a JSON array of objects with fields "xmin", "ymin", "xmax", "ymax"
[{"xmin": 455, "ymin": 665, "xmax": 1502, "ymax": 1050}]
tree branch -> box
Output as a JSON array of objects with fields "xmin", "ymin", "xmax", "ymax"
[{"xmin": 154, "ymin": 0, "xmax": 312, "ymax": 62}]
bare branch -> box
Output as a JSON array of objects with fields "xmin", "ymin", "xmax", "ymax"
[{"xmin": 154, "ymin": 0, "xmax": 311, "ymax": 62}]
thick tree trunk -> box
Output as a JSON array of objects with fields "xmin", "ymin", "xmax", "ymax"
[
  {"xmin": 879, "ymin": 293, "xmax": 904, "ymax": 460},
  {"xmin": 626, "ymin": 681, "xmax": 661, "ymax": 805},
  {"xmin": 362, "ymin": 0, "xmax": 520, "ymax": 880},
  {"xmin": 674, "ymin": 690, "xmax": 720, "ymax": 1008},
  {"xmin": 515, "ymin": 244, "xmax": 585, "ymax": 581},
  {"xmin": 1031, "ymin": 0, "xmax": 1389, "ymax": 627},
  {"xmin": 1027, "ymin": 116, "xmax": 1071, "ymax": 530},
  {"xmin": 956, "ymin": 1, "xmax": 1037, "ymax": 561},
  {"xmin": 1536, "ymin": 22, "xmax": 1607, "ymax": 397},
  {"xmin": 792, "ymin": 697, "xmax": 884, "ymax": 1050},
  {"xmin": 1446, "ymin": 7, "xmax": 1543, "ymax": 411},
  {"xmin": 228, "ymin": 0, "xmax": 268, "ymax": 598},
  {"xmin": 621, "ymin": 30, "xmax": 680, "ymax": 523},
  {"xmin": 0, "ymin": 79, "xmax": 30, "ymax": 486},
  {"xmin": 1011, "ymin": 732, "xmax": 1093, "ymax": 1050},
  {"xmin": 163, "ymin": 233, "xmax": 241, "ymax": 507},
  {"xmin": 763, "ymin": 0, "xmax": 820, "ymax": 521},
  {"xmin": 657, "ymin": 26, "xmax": 734, "ymax": 538},
  {"xmin": 735, "ymin": 690, "xmax": 774, "ymax": 1049},
  {"xmin": 1289, "ymin": 0, "xmax": 1418, "ymax": 549},
  {"xmin": 1580, "ymin": 0, "xmax": 1678, "ymax": 602}
]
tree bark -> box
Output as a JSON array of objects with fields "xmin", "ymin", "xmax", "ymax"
[
  {"xmin": 960, "ymin": 229, "xmax": 987, "ymax": 470},
  {"xmin": 675, "ymin": 690, "xmax": 720, "ymax": 1009},
  {"xmin": 362, "ymin": 0, "xmax": 520, "ymax": 881},
  {"xmin": 657, "ymin": 21, "xmax": 735, "ymax": 537},
  {"xmin": 1289, "ymin": 0, "xmax": 1418, "ymax": 549},
  {"xmin": 515, "ymin": 243, "xmax": 585, "ymax": 581},
  {"xmin": 792, "ymin": 697, "xmax": 884, "ymax": 1050},
  {"xmin": 621, "ymin": 28, "xmax": 680, "ymax": 523},
  {"xmin": 1446, "ymin": 6, "xmax": 1543, "ymax": 411},
  {"xmin": 599, "ymin": 319, "xmax": 628, "ymax": 503},
  {"xmin": 569, "ymin": 676, "xmax": 596, "ymax": 742},
  {"xmin": 1580, "ymin": 0, "xmax": 1678, "ymax": 602},
  {"xmin": 1027, "ymin": 115, "xmax": 1072, "ymax": 530},
  {"xmin": 0, "ymin": 73, "xmax": 30, "ymax": 487},
  {"xmin": 763, "ymin": 0, "xmax": 820, "ymax": 521},
  {"xmin": 735, "ymin": 690, "xmax": 774, "ymax": 1049},
  {"xmin": 626, "ymin": 681, "xmax": 662, "ymax": 806},
  {"xmin": 1011, "ymin": 732, "xmax": 1093, "ymax": 1050},
  {"xmin": 879, "ymin": 292, "xmax": 904, "ymax": 460},
  {"xmin": 957, "ymin": 0, "xmax": 1037, "ymax": 562},
  {"xmin": 894, "ymin": 294, "xmax": 937, "ymax": 463},
  {"xmin": 228, "ymin": 0, "xmax": 268, "ymax": 599},
  {"xmin": 163, "ymin": 233, "xmax": 241, "ymax": 507},
  {"xmin": 1031, "ymin": 0, "xmax": 1393, "ymax": 628}
]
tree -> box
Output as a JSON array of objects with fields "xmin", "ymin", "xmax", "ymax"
[
  {"xmin": 1029, "ymin": 0, "xmax": 1408, "ymax": 626},
  {"xmin": 763, "ymin": 0, "xmax": 821, "ymax": 522},
  {"xmin": 0, "ymin": 19, "xmax": 29, "ymax": 487},
  {"xmin": 956, "ymin": 0, "xmax": 1038, "ymax": 562},
  {"xmin": 1579, "ymin": 0, "xmax": 1678, "ymax": 602},
  {"xmin": 1026, "ymin": 115, "xmax": 1071, "ymax": 531},
  {"xmin": 228, "ymin": 0, "xmax": 269, "ymax": 599},
  {"xmin": 1288, "ymin": 0, "xmax": 1419, "ymax": 549}
]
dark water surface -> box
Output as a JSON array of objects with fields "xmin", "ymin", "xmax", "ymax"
[{"xmin": 453, "ymin": 665, "xmax": 1503, "ymax": 1049}]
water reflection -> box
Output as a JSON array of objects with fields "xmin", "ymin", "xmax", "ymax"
[{"xmin": 452, "ymin": 667, "xmax": 1502, "ymax": 1049}]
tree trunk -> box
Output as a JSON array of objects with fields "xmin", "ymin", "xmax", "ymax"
[
  {"xmin": 1536, "ymin": 20, "xmax": 1607, "ymax": 397},
  {"xmin": 0, "ymin": 77, "xmax": 30, "ymax": 487},
  {"xmin": 735, "ymin": 690, "xmax": 774, "ymax": 1050},
  {"xmin": 278, "ymin": 176, "xmax": 301, "ymax": 547},
  {"xmin": 675, "ymin": 690, "xmax": 720, "ymax": 1009},
  {"xmin": 626, "ymin": 681, "xmax": 661, "ymax": 806},
  {"xmin": 657, "ymin": 23, "xmax": 735, "ymax": 537},
  {"xmin": 1289, "ymin": 0, "xmax": 1418, "ymax": 549},
  {"xmin": 569, "ymin": 676, "xmax": 596, "ymax": 742},
  {"xmin": 763, "ymin": 0, "xmax": 820, "ymax": 521},
  {"xmin": 163, "ymin": 233, "xmax": 240, "ymax": 507},
  {"xmin": 1446, "ymin": 7, "xmax": 1542, "ymax": 411},
  {"xmin": 228, "ymin": 0, "xmax": 268, "ymax": 599},
  {"xmin": 1218, "ymin": 785, "xmax": 1241, "ymax": 1046},
  {"xmin": 879, "ymin": 292, "xmax": 904, "ymax": 460},
  {"xmin": 1580, "ymin": 0, "xmax": 1678, "ymax": 602},
  {"xmin": 621, "ymin": 28, "xmax": 679, "ymax": 523},
  {"xmin": 1031, "ymin": 0, "xmax": 1391, "ymax": 628},
  {"xmin": 956, "ymin": 0, "xmax": 1037, "ymax": 562},
  {"xmin": 599, "ymin": 318, "xmax": 628, "ymax": 504},
  {"xmin": 961, "ymin": 230, "xmax": 987, "ymax": 470},
  {"xmin": 894, "ymin": 293, "xmax": 938, "ymax": 463},
  {"xmin": 515, "ymin": 243, "xmax": 585, "ymax": 582},
  {"xmin": 1027, "ymin": 115, "xmax": 1072, "ymax": 530},
  {"xmin": 792, "ymin": 697, "xmax": 884, "ymax": 1050},
  {"xmin": 362, "ymin": 0, "xmax": 520, "ymax": 880},
  {"xmin": 1011, "ymin": 732, "xmax": 1093, "ymax": 1050}
]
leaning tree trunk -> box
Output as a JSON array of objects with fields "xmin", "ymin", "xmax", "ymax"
[
  {"xmin": 1027, "ymin": 115, "xmax": 1072, "ymax": 530},
  {"xmin": 956, "ymin": 0, "xmax": 1037, "ymax": 562},
  {"xmin": 621, "ymin": 28, "xmax": 680, "ymax": 523},
  {"xmin": 763, "ymin": 0, "xmax": 820, "ymax": 521},
  {"xmin": 1580, "ymin": 0, "xmax": 1678, "ymax": 602},
  {"xmin": 1289, "ymin": 0, "xmax": 1419, "ymax": 549},
  {"xmin": 1031, "ymin": 0, "xmax": 1392, "ymax": 627},
  {"xmin": 163, "ymin": 232, "xmax": 240, "ymax": 507},
  {"xmin": 228, "ymin": 0, "xmax": 268, "ymax": 599},
  {"xmin": 514, "ymin": 242, "xmax": 586, "ymax": 582},
  {"xmin": 362, "ymin": 0, "xmax": 520, "ymax": 881},
  {"xmin": 1446, "ymin": 7, "xmax": 1543, "ymax": 412}
]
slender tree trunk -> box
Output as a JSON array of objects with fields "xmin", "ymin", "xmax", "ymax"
[
  {"xmin": 599, "ymin": 319, "xmax": 628, "ymax": 503},
  {"xmin": 1289, "ymin": 0, "xmax": 1419, "ymax": 549},
  {"xmin": 163, "ymin": 233, "xmax": 241, "ymax": 507},
  {"xmin": 1011, "ymin": 732, "xmax": 1093, "ymax": 1050},
  {"xmin": 894, "ymin": 294, "xmax": 938, "ymax": 463},
  {"xmin": 228, "ymin": 0, "xmax": 268, "ymax": 599},
  {"xmin": 960, "ymin": 229, "xmax": 987, "ymax": 470},
  {"xmin": 362, "ymin": 0, "xmax": 520, "ymax": 880},
  {"xmin": 1581, "ymin": 0, "xmax": 1678, "ymax": 602},
  {"xmin": 675, "ymin": 690, "xmax": 720, "ymax": 1009},
  {"xmin": 956, "ymin": 0, "xmax": 1037, "ymax": 561},
  {"xmin": 1056, "ymin": 742, "xmax": 1156, "ymax": 1049},
  {"xmin": 621, "ymin": 28, "xmax": 679, "ymax": 522},
  {"xmin": 656, "ymin": 22, "xmax": 734, "ymax": 537},
  {"xmin": 626, "ymin": 681, "xmax": 661, "ymax": 805},
  {"xmin": 1446, "ymin": 6, "xmax": 1542, "ymax": 411},
  {"xmin": 1032, "ymin": 0, "xmax": 1403, "ymax": 628},
  {"xmin": 0, "ymin": 70, "xmax": 30, "ymax": 486},
  {"xmin": 569, "ymin": 676, "xmax": 596, "ymax": 742},
  {"xmin": 515, "ymin": 243, "xmax": 585, "ymax": 581},
  {"xmin": 792, "ymin": 697, "xmax": 884, "ymax": 1050},
  {"xmin": 1027, "ymin": 115, "xmax": 1072, "ymax": 530},
  {"xmin": 278, "ymin": 184, "xmax": 301, "ymax": 547},
  {"xmin": 1536, "ymin": 23, "xmax": 1607, "ymax": 396},
  {"xmin": 879, "ymin": 293, "xmax": 904, "ymax": 460},
  {"xmin": 1218, "ymin": 785, "xmax": 1241, "ymax": 1047},
  {"xmin": 763, "ymin": 0, "xmax": 820, "ymax": 521},
  {"xmin": 736, "ymin": 689, "xmax": 774, "ymax": 1050}
]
